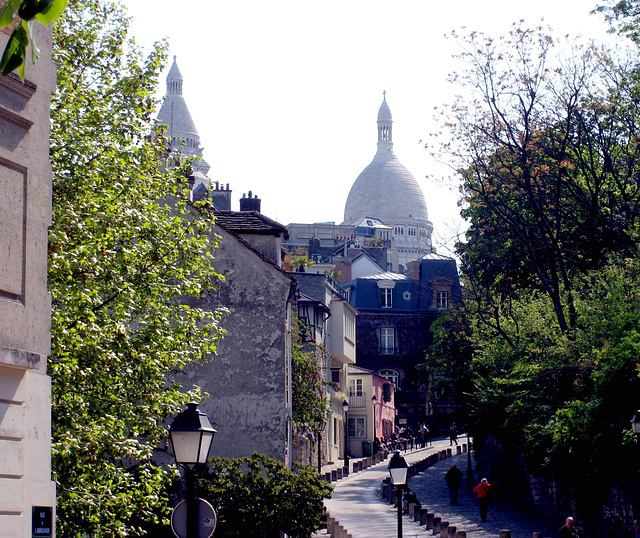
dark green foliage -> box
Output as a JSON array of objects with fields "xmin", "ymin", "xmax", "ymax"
[
  {"xmin": 195, "ymin": 454, "xmax": 333, "ymax": 538},
  {"xmin": 431, "ymin": 20, "xmax": 640, "ymax": 478}
]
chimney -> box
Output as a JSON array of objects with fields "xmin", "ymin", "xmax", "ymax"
[
  {"xmin": 239, "ymin": 191, "xmax": 261, "ymax": 212},
  {"xmin": 211, "ymin": 181, "xmax": 232, "ymax": 211},
  {"xmin": 407, "ymin": 260, "xmax": 421, "ymax": 279}
]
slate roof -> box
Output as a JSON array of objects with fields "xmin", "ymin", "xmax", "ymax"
[
  {"xmin": 355, "ymin": 271, "xmax": 412, "ymax": 281},
  {"xmin": 214, "ymin": 211, "xmax": 289, "ymax": 238}
]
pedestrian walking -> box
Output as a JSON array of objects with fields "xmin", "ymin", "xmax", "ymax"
[
  {"xmin": 449, "ymin": 422, "xmax": 458, "ymax": 445},
  {"xmin": 473, "ymin": 477, "xmax": 492, "ymax": 522},
  {"xmin": 634, "ymin": 520, "xmax": 640, "ymax": 538},
  {"xmin": 420, "ymin": 423, "xmax": 430, "ymax": 447},
  {"xmin": 444, "ymin": 464, "xmax": 463, "ymax": 505},
  {"xmin": 559, "ymin": 516, "xmax": 580, "ymax": 538}
]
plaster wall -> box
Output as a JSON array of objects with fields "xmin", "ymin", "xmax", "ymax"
[
  {"xmin": 351, "ymin": 256, "xmax": 384, "ymax": 280},
  {"xmin": 0, "ymin": 22, "xmax": 57, "ymax": 537},
  {"xmin": 177, "ymin": 226, "xmax": 293, "ymax": 463},
  {"xmin": 237, "ymin": 233, "xmax": 282, "ymax": 267}
]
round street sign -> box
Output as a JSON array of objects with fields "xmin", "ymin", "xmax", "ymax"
[{"xmin": 170, "ymin": 498, "xmax": 217, "ymax": 538}]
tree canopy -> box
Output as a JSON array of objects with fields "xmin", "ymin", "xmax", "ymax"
[
  {"xmin": 49, "ymin": 1, "xmax": 224, "ymax": 535},
  {"xmin": 427, "ymin": 18, "xmax": 640, "ymax": 478}
]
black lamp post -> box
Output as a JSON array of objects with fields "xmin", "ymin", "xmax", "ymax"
[
  {"xmin": 466, "ymin": 426, "xmax": 473, "ymax": 490},
  {"xmin": 342, "ymin": 399, "xmax": 349, "ymax": 473},
  {"xmin": 169, "ymin": 402, "xmax": 217, "ymax": 538},
  {"xmin": 371, "ymin": 394, "xmax": 378, "ymax": 453},
  {"xmin": 388, "ymin": 451, "xmax": 408, "ymax": 538}
]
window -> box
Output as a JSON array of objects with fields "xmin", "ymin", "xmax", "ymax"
[
  {"xmin": 348, "ymin": 416, "xmax": 367, "ymax": 439},
  {"xmin": 437, "ymin": 291, "xmax": 449, "ymax": 309},
  {"xmin": 333, "ymin": 417, "xmax": 338, "ymax": 445},
  {"xmin": 394, "ymin": 226, "xmax": 404, "ymax": 235},
  {"xmin": 380, "ymin": 369, "xmax": 399, "ymax": 387},
  {"xmin": 349, "ymin": 378, "xmax": 363, "ymax": 397},
  {"xmin": 408, "ymin": 227, "xmax": 417, "ymax": 237},
  {"xmin": 331, "ymin": 369, "xmax": 341, "ymax": 384},
  {"xmin": 380, "ymin": 328, "xmax": 395, "ymax": 354},
  {"xmin": 380, "ymin": 288, "xmax": 393, "ymax": 308}
]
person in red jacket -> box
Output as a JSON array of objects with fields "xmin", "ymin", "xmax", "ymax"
[{"xmin": 473, "ymin": 478, "xmax": 493, "ymax": 522}]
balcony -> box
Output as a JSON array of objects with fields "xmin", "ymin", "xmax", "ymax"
[{"xmin": 347, "ymin": 391, "xmax": 368, "ymax": 409}]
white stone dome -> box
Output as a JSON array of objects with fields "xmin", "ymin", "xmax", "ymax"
[{"xmin": 343, "ymin": 94, "xmax": 429, "ymax": 226}]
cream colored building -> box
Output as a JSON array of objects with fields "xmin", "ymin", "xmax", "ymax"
[{"xmin": 0, "ymin": 24, "xmax": 57, "ymax": 538}]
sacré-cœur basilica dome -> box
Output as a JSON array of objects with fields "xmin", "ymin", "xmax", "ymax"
[{"xmin": 342, "ymin": 93, "xmax": 433, "ymax": 270}]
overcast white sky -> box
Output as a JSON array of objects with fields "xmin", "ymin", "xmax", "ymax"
[{"xmin": 124, "ymin": 0, "xmax": 617, "ymax": 253}]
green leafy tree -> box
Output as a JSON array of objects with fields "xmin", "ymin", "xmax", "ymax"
[
  {"xmin": 439, "ymin": 24, "xmax": 640, "ymax": 334},
  {"xmin": 0, "ymin": 0, "xmax": 67, "ymax": 78},
  {"xmin": 48, "ymin": 1, "xmax": 224, "ymax": 535},
  {"xmin": 195, "ymin": 453, "xmax": 333, "ymax": 538},
  {"xmin": 433, "ymin": 20, "xmax": 640, "ymax": 480}
]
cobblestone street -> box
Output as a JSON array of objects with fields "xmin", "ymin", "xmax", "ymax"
[{"xmin": 320, "ymin": 437, "xmax": 559, "ymax": 537}]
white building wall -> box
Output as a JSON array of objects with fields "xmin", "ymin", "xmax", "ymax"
[{"xmin": 0, "ymin": 23, "xmax": 57, "ymax": 538}]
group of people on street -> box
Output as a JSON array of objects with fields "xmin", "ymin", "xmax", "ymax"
[
  {"xmin": 444, "ymin": 463, "xmax": 493, "ymax": 522},
  {"xmin": 445, "ymin": 461, "xmax": 639, "ymax": 536}
]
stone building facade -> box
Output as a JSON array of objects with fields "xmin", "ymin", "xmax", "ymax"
[
  {"xmin": 0, "ymin": 23, "xmax": 57, "ymax": 538},
  {"xmin": 176, "ymin": 207, "xmax": 296, "ymax": 465},
  {"xmin": 344, "ymin": 255, "xmax": 462, "ymax": 432}
]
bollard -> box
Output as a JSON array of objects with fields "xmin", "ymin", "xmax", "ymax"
[
  {"xmin": 336, "ymin": 468, "xmax": 343, "ymax": 480},
  {"xmin": 447, "ymin": 448, "xmax": 452, "ymax": 457},
  {"xmin": 439, "ymin": 521, "xmax": 449, "ymax": 538},
  {"xmin": 419, "ymin": 508, "xmax": 429, "ymax": 526},
  {"xmin": 433, "ymin": 516, "xmax": 442, "ymax": 534},
  {"xmin": 533, "ymin": 534, "xmax": 543, "ymax": 538},
  {"xmin": 499, "ymin": 531, "xmax": 511, "ymax": 538},
  {"xmin": 447, "ymin": 526, "xmax": 457, "ymax": 538},
  {"xmin": 454, "ymin": 532, "xmax": 467, "ymax": 538},
  {"xmin": 425, "ymin": 513, "xmax": 435, "ymax": 530},
  {"xmin": 408, "ymin": 502, "xmax": 417, "ymax": 517},
  {"xmin": 414, "ymin": 505, "xmax": 423, "ymax": 522},
  {"xmin": 331, "ymin": 470, "xmax": 337, "ymax": 481},
  {"xmin": 456, "ymin": 445, "xmax": 462, "ymax": 455}
]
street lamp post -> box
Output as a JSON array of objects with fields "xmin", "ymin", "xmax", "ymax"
[
  {"xmin": 371, "ymin": 394, "xmax": 378, "ymax": 454},
  {"xmin": 388, "ymin": 451, "xmax": 408, "ymax": 538},
  {"xmin": 169, "ymin": 402, "xmax": 217, "ymax": 538},
  {"xmin": 342, "ymin": 400, "xmax": 349, "ymax": 474},
  {"xmin": 466, "ymin": 427, "xmax": 473, "ymax": 490}
]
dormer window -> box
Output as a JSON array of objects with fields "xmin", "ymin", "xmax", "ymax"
[
  {"xmin": 380, "ymin": 288, "xmax": 393, "ymax": 308},
  {"xmin": 377, "ymin": 280, "xmax": 395, "ymax": 309}
]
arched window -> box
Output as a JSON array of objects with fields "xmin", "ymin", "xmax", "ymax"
[{"xmin": 379, "ymin": 369, "xmax": 399, "ymax": 386}]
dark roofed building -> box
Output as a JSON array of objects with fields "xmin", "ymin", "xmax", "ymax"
[{"xmin": 343, "ymin": 255, "xmax": 462, "ymax": 434}]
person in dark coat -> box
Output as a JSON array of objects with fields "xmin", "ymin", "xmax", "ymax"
[
  {"xmin": 449, "ymin": 422, "xmax": 458, "ymax": 445},
  {"xmin": 559, "ymin": 516, "xmax": 579, "ymax": 538},
  {"xmin": 445, "ymin": 464, "xmax": 463, "ymax": 505}
]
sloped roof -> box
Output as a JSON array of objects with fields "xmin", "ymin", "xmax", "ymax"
[{"xmin": 214, "ymin": 210, "xmax": 288, "ymax": 238}]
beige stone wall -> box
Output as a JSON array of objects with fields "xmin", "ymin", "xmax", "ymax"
[{"xmin": 0, "ymin": 22, "xmax": 57, "ymax": 538}]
